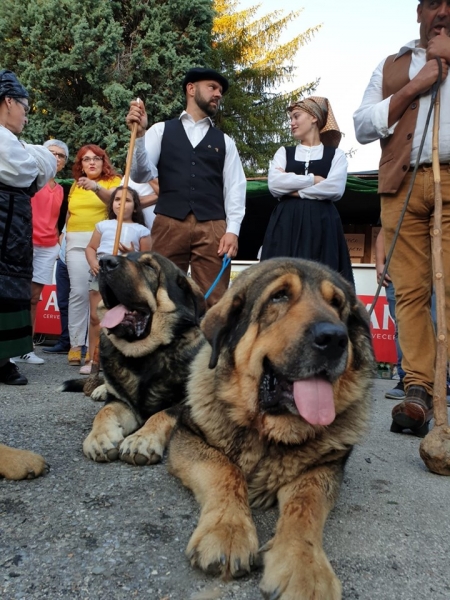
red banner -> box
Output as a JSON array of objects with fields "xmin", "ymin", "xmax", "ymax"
[
  {"xmin": 358, "ymin": 294, "xmax": 397, "ymax": 363},
  {"xmin": 35, "ymin": 285, "xmax": 61, "ymax": 335},
  {"xmin": 34, "ymin": 286, "xmax": 398, "ymax": 363}
]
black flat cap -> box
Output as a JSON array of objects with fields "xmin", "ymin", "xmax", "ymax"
[{"xmin": 182, "ymin": 67, "xmax": 229, "ymax": 95}]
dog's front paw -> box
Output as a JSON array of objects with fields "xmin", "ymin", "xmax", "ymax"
[
  {"xmin": 83, "ymin": 428, "xmax": 123, "ymax": 462},
  {"xmin": 187, "ymin": 508, "xmax": 259, "ymax": 578},
  {"xmin": 260, "ymin": 540, "xmax": 341, "ymax": 600},
  {"xmin": 90, "ymin": 384, "xmax": 108, "ymax": 402},
  {"xmin": 0, "ymin": 445, "xmax": 49, "ymax": 480},
  {"xmin": 119, "ymin": 431, "xmax": 164, "ymax": 466}
]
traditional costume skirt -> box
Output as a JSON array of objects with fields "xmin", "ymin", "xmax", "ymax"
[
  {"xmin": 0, "ymin": 299, "xmax": 32, "ymax": 360},
  {"xmin": 260, "ymin": 197, "xmax": 354, "ymax": 287}
]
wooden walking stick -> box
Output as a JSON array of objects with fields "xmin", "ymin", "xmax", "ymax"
[
  {"xmin": 83, "ymin": 101, "xmax": 140, "ymax": 396},
  {"xmin": 419, "ymin": 88, "xmax": 450, "ymax": 475}
]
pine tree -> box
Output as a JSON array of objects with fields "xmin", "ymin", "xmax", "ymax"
[
  {"xmin": 210, "ymin": 0, "xmax": 321, "ymax": 175},
  {"xmin": 0, "ymin": 0, "xmax": 213, "ymax": 171}
]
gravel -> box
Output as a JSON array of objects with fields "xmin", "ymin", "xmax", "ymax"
[{"xmin": 1, "ymin": 349, "xmax": 449, "ymax": 599}]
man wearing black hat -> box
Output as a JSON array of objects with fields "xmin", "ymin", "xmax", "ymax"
[
  {"xmin": 353, "ymin": 0, "xmax": 450, "ymax": 436},
  {"xmin": 126, "ymin": 67, "xmax": 246, "ymax": 306}
]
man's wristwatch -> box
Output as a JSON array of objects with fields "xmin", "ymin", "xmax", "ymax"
[{"xmin": 94, "ymin": 183, "xmax": 100, "ymax": 193}]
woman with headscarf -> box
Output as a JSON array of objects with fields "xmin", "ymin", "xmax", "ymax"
[
  {"xmin": 260, "ymin": 96, "xmax": 354, "ymax": 286},
  {"xmin": 0, "ymin": 69, "xmax": 56, "ymax": 385}
]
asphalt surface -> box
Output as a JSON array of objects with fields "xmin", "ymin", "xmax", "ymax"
[{"xmin": 1, "ymin": 346, "xmax": 450, "ymax": 600}]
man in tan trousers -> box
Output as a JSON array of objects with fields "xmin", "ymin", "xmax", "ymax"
[{"xmin": 354, "ymin": 0, "xmax": 450, "ymax": 436}]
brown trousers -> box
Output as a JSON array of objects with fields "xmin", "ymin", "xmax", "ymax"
[
  {"xmin": 151, "ymin": 213, "xmax": 230, "ymax": 307},
  {"xmin": 381, "ymin": 166, "xmax": 450, "ymax": 394}
]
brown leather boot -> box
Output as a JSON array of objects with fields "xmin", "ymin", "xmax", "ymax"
[{"xmin": 390, "ymin": 385, "xmax": 433, "ymax": 437}]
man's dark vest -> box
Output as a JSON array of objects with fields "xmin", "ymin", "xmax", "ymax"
[
  {"xmin": 379, "ymin": 51, "xmax": 419, "ymax": 194},
  {"xmin": 155, "ymin": 118, "xmax": 226, "ymax": 221}
]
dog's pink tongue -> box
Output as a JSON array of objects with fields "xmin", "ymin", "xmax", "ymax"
[
  {"xmin": 293, "ymin": 378, "xmax": 335, "ymax": 426},
  {"xmin": 100, "ymin": 305, "xmax": 128, "ymax": 328}
]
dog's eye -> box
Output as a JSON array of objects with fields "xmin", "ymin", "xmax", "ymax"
[
  {"xmin": 330, "ymin": 294, "xmax": 343, "ymax": 311},
  {"xmin": 270, "ymin": 289, "xmax": 289, "ymax": 303},
  {"xmin": 141, "ymin": 260, "xmax": 156, "ymax": 270}
]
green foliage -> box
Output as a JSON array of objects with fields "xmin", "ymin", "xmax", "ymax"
[
  {"xmin": 0, "ymin": 0, "xmax": 213, "ymax": 172},
  {"xmin": 210, "ymin": 0, "xmax": 321, "ymax": 175}
]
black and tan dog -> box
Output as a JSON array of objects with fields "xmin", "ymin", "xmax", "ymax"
[
  {"xmin": 61, "ymin": 251, "xmax": 205, "ymax": 464},
  {"xmin": 141, "ymin": 258, "xmax": 374, "ymax": 600}
]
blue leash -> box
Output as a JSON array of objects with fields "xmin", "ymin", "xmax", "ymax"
[{"xmin": 204, "ymin": 255, "xmax": 231, "ymax": 300}]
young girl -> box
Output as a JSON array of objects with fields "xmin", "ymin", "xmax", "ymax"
[{"xmin": 83, "ymin": 186, "xmax": 152, "ymax": 374}]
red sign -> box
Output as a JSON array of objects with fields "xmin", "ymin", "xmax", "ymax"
[
  {"xmin": 35, "ymin": 285, "xmax": 61, "ymax": 335},
  {"xmin": 34, "ymin": 285, "xmax": 398, "ymax": 364},
  {"xmin": 358, "ymin": 294, "xmax": 397, "ymax": 363}
]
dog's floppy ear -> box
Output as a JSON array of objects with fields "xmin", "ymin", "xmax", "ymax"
[
  {"xmin": 176, "ymin": 274, "xmax": 206, "ymax": 324},
  {"xmin": 202, "ymin": 291, "xmax": 246, "ymax": 369}
]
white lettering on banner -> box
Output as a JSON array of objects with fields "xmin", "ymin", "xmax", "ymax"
[
  {"xmin": 372, "ymin": 333, "xmax": 394, "ymax": 340},
  {"xmin": 44, "ymin": 290, "xmax": 60, "ymax": 312},
  {"xmin": 366, "ymin": 304, "xmax": 379, "ymax": 329},
  {"xmin": 366, "ymin": 303, "xmax": 393, "ymax": 331}
]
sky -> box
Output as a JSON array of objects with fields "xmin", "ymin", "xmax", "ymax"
[{"xmin": 239, "ymin": 0, "xmax": 421, "ymax": 172}]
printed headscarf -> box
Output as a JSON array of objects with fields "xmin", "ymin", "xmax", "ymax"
[
  {"xmin": 287, "ymin": 96, "xmax": 342, "ymax": 148},
  {"xmin": 0, "ymin": 69, "xmax": 29, "ymax": 101}
]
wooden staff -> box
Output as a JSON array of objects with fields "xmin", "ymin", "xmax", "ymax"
[
  {"xmin": 112, "ymin": 103, "xmax": 140, "ymax": 255},
  {"xmin": 83, "ymin": 101, "xmax": 140, "ymax": 396},
  {"xmin": 419, "ymin": 88, "xmax": 450, "ymax": 476}
]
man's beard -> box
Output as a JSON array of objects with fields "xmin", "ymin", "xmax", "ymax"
[{"xmin": 194, "ymin": 90, "xmax": 219, "ymax": 117}]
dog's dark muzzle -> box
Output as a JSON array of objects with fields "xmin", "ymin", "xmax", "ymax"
[
  {"xmin": 259, "ymin": 321, "xmax": 349, "ymax": 414},
  {"xmin": 99, "ymin": 254, "xmax": 120, "ymax": 274},
  {"xmin": 309, "ymin": 322, "xmax": 348, "ymax": 361}
]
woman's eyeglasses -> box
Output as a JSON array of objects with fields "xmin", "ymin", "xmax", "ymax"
[
  {"xmin": 51, "ymin": 151, "xmax": 66, "ymax": 160},
  {"xmin": 14, "ymin": 98, "xmax": 30, "ymax": 114},
  {"xmin": 81, "ymin": 156, "xmax": 103, "ymax": 163}
]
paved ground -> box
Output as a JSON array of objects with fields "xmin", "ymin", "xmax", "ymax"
[{"xmin": 1, "ymin": 346, "xmax": 450, "ymax": 600}]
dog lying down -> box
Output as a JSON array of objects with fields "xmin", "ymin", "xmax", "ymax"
[
  {"xmin": 60, "ymin": 251, "xmax": 206, "ymax": 461},
  {"xmin": 65, "ymin": 254, "xmax": 375, "ymax": 599}
]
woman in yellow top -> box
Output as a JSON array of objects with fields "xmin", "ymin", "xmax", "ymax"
[{"xmin": 66, "ymin": 145, "xmax": 121, "ymax": 365}]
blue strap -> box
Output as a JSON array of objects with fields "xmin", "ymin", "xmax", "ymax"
[{"xmin": 204, "ymin": 255, "xmax": 232, "ymax": 300}]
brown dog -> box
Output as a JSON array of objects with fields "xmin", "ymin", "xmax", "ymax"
[
  {"xmin": 0, "ymin": 444, "xmax": 48, "ymax": 480},
  {"xmin": 143, "ymin": 258, "xmax": 374, "ymax": 600}
]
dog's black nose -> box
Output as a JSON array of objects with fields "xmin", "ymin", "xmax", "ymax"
[
  {"xmin": 311, "ymin": 322, "xmax": 348, "ymax": 360},
  {"xmin": 99, "ymin": 254, "xmax": 120, "ymax": 272}
]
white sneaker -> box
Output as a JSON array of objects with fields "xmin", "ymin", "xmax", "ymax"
[{"xmin": 12, "ymin": 351, "xmax": 45, "ymax": 365}]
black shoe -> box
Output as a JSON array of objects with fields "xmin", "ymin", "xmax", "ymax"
[
  {"xmin": 43, "ymin": 342, "xmax": 70, "ymax": 354},
  {"xmin": 0, "ymin": 361, "xmax": 28, "ymax": 385}
]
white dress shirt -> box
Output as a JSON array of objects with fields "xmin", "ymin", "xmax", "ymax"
[
  {"xmin": 0, "ymin": 125, "xmax": 57, "ymax": 189},
  {"xmin": 353, "ymin": 39, "xmax": 450, "ymax": 165},
  {"xmin": 268, "ymin": 144, "xmax": 348, "ymax": 202},
  {"xmin": 131, "ymin": 111, "xmax": 246, "ymax": 236}
]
